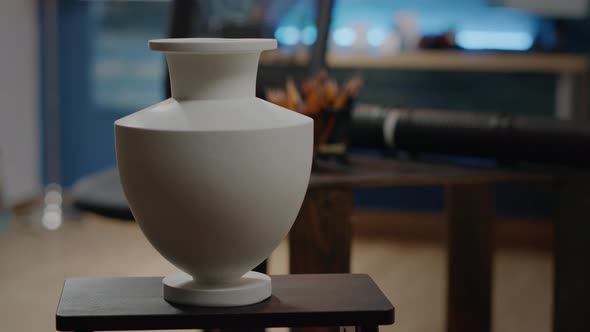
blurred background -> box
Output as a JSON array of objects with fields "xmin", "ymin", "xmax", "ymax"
[{"xmin": 1, "ymin": 0, "xmax": 590, "ymax": 331}]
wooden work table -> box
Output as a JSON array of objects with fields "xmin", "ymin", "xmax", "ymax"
[{"xmin": 290, "ymin": 156, "xmax": 589, "ymax": 332}]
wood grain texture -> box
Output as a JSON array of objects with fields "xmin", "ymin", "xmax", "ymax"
[
  {"xmin": 56, "ymin": 274, "xmax": 394, "ymax": 331},
  {"xmin": 553, "ymin": 178, "xmax": 590, "ymax": 332},
  {"xmin": 445, "ymin": 184, "xmax": 495, "ymax": 332},
  {"xmin": 290, "ymin": 188, "xmax": 353, "ymax": 274},
  {"xmin": 309, "ymin": 157, "xmax": 551, "ymax": 189}
]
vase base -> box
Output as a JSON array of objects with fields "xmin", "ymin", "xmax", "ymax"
[{"xmin": 163, "ymin": 271, "xmax": 271, "ymax": 307}]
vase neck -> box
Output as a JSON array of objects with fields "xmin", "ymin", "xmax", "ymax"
[{"xmin": 165, "ymin": 52, "xmax": 260, "ymax": 101}]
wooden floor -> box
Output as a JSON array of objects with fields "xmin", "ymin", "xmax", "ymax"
[{"xmin": 0, "ymin": 210, "xmax": 553, "ymax": 332}]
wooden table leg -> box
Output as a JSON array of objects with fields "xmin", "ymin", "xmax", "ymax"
[
  {"xmin": 290, "ymin": 187, "xmax": 353, "ymax": 332},
  {"xmin": 445, "ymin": 183, "xmax": 494, "ymax": 332},
  {"xmin": 553, "ymin": 179, "xmax": 590, "ymax": 332},
  {"xmin": 289, "ymin": 187, "xmax": 353, "ymax": 274}
]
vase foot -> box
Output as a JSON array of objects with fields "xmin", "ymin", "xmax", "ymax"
[{"xmin": 163, "ymin": 271, "xmax": 271, "ymax": 307}]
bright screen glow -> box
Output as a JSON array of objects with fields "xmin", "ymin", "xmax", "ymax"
[
  {"xmin": 333, "ymin": 27, "xmax": 357, "ymax": 47},
  {"xmin": 367, "ymin": 28, "xmax": 388, "ymax": 47},
  {"xmin": 274, "ymin": 26, "xmax": 300, "ymax": 46},
  {"xmin": 301, "ymin": 25, "xmax": 318, "ymax": 45},
  {"xmin": 455, "ymin": 30, "xmax": 534, "ymax": 51}
]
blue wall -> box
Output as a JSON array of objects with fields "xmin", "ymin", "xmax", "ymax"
[
  {"xmin": 48, "ymin": 0, "xmax": 169, "ymax": 186},
  {"xmin": 55, "ymin": 1, "xmax": 118, "ymax": 186}
]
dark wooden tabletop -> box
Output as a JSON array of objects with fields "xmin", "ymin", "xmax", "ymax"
[
  {"xmin": 309, "ymin": 156, "xmax": 553, "ymax": 189},
  {"xmin": 56, "ymin": 274, "xmax": 394, "ymax": 331}
]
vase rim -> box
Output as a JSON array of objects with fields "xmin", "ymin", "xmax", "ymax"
[{"xmin": 149, "ymin": 38, "xmax": 277, "ymax": 53}]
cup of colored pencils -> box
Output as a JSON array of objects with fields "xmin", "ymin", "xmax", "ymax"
[{"xmin": 265, "ymin": 70, "xmax": 363, "ymax": 169}]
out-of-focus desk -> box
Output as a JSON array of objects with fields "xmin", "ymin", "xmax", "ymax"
[{"xmin": 290, "ymin": 156, "xmax": 589, "ymax": 332}]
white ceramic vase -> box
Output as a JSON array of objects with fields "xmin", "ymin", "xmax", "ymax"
[{"xmin": 114, "ymin": 38, "xmax": 313, "ymax": 306}]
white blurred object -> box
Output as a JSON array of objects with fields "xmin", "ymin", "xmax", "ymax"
[
  {"xmin": 492, "ymin": 0, "xmax": 588, "ymax": 18},
  {"xmin": 350, "ymin": 22, "xmax": 368, "ymax": 54},
  {"xmin": 394, "ymin": 11, "xmax": 420, "ymax": 52},
  {"xmin": 376, "ymin": 30, "xmax": 402, "ymax": 56},
  {"xmin": 116, "ymin": 38, "xmax": 312, "ymax": 307},
  {"xmin": 41, "ymin": 183, "xmax": 63, "ymax": 231}
]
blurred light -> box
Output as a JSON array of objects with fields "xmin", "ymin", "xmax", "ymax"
[
  {"xmin": 44, "ymin": 189, "xmax": 62, "ymax": 205},
  {"xmin": 44, "ymin": 204, "xmax": 61, "ymax": 214},
  {"xmin": 274, "ymin": 26, "xmax": 300, "ymax": 46},
  {"xmin": 301, "ymin": 25, "xmax": 318, "ymax": 46},
  {"xmin": 456, "ymin": 30, "xmax": 534, "ymax": 51},
  {"xmin": 367, "ymin": 28, "xmax": 388, "ymax": 47},
  {"xmin": 42, "ymin": 205, "xmax": 62, "ymax": 231},
  {"xmin": 333, "ymin": 27, "xmax": 357, "ymax": 47},
  {"xmin": 41, "ymin": 184, "xmax": 63, "ymax": 231}
]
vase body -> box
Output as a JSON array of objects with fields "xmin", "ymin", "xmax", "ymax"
[{"xmin": 114, "ymin": 39, "xmax": 313, "ymax": 305}]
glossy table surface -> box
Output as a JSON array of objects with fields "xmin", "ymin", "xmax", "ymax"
[{"xmin": 56, "ymin": 274, "xmax": 394, "ymax": 331}]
